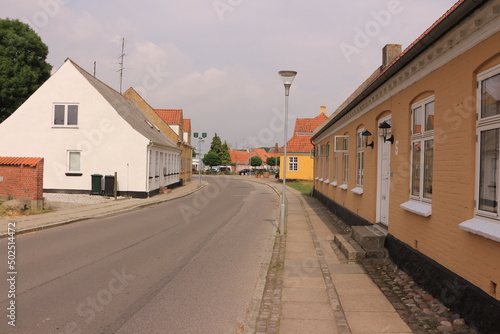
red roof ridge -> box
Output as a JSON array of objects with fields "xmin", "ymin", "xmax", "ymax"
[{"xmin": 0, "ymin": 157, "xmax": 43, "ymax": 167}]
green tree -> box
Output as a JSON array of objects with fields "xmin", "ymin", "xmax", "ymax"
[
  {"xmin": 210, "ymin": 133, "xmax": 223, "ymax": 154},
  {"xmin": 250, "ymin": 156, "xmax": 262, "ymax": 168},
  {"xmin": 220, "ymin": 141, "xmax": 231, "ymax": 165},
  {"xmin": 203, "ymin": 151, "xmax": 221, "ymax": 168},
  {"xmin": 0, "ymin": 19, "xmax": 52, "ymax": 122},
  {"xmin": 267, "ymin": 157, "xmax": 278, "ymax": 167}
]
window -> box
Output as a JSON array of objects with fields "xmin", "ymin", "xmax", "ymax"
[
  {"xmin": 66, "ymin": 151, "xmax": 82, "ymax": 176},
  {"xmin": 289, "ymin": 156, "xmax": 298, "ymax": 171},
  {"xmin": 356, "ymin": 130, "xmax": 364, "ymax": 187},
  {"xmin": 54, "ymin": 104, "xmax": 78, "ymax": 126},
  {"xmin": 410, "ymin": 96, "xmax": 434, "ymax": 202},
  {"xmin": 334, "ymin": 135, "xmax": 349, "ymax": 188},
  {"xmin": 476, "ymin": 65, "xmax": 500, "ymax": 218},
  {"xmin": 333, "ymin": 153, "xmax": 338, "ymax": 184},
  {"xmin": 155, "ymin": 152, "xmax": 160, "ymax": 177}
]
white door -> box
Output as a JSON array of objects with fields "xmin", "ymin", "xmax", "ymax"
[{"xmin": 378, "ymin": 119, "xmax": 391, "ymax": 225}]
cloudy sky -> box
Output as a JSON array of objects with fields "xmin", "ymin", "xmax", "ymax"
[{"xmin": 3, "ymin": 0, "xmax": 457, "ymax": 151}]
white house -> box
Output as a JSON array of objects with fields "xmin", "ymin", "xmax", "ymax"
[{"xmin": 0, "ymin": 58, "xmax": 182, "ymax": 198}]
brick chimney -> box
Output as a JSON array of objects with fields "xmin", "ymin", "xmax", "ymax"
[
  {"xmin": 320, "ymin": 106, "xmax": 326, "ymax": 114},
  {"xmin": 382, "ymin": 44, "xmax": 402, "ymax": 68}
]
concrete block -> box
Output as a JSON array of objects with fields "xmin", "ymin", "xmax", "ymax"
[{"xmin": 351, "ymin": 225, "xmax": 387, "ymax": 250}]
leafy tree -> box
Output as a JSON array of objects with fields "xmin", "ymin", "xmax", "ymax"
[
  {"xmin": 250, "ymin": 156, "xmax": 262, "ymax": 168},
  {"xmin": 210, "ymin": 133, "xmax": 223, "ymax": 153},
  {"xmin": 220, "ymin": 141, "xmax": 231, "ymax": 165},
  {"xmin": 267, "ymin": 157, "xmax": 277, "ymax": 167},
  {"xmin": 0, "ymin": 19, "xmax": 52, "ymax": 122},
  {"xmin": 203, "ymin": 151, "xmax": 221, "ymax": 168}
]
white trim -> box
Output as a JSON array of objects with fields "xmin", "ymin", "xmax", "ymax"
[
  {"xmin": 315, "ymin": 177, "xmax": 319, "ymax": 180},
  {"xmin": 339, "ymin": 184, "xmax": 348, "ymax": 190},
  {"xmin": 330, "ymin": 181, "xmax": 337, "ymax": 187},
  {"xmin": 400, "ymin": 200, "xmax": 432, "ymax": 217},
  {"xmin": 323, "ymin": 179, "xmax": 330, "ymax": 184},
  {"xmin": 459, "ymin": 218, "xmax": 500, "ymax": 243},
  {"xmin": 319, "ymin": 178, "xmax": 324, "ymax": 182},
  {"xmin": 351, "ymin": 187, "xmax": 363, "ymax": 195}
]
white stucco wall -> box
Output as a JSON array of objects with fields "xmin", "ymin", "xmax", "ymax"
[{"xmin": 0, "ymin": 61, "xmax": 165, "ymax": 194}]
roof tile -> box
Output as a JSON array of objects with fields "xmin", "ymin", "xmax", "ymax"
[{"xmin": 0, "ymin": 157, "xmax": 43, "ymax": 167}]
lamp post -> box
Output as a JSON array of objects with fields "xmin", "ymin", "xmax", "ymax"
[
  {"xmin": 278, "ymin": 70, "xmax": 297, "ymax": 235},
  {"xmin": 193, "ymin": 132, "xmax": 207, "ymax": 187}
]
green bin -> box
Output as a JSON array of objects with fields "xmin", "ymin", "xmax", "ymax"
[{"xmin": 91, "ymin": 174, "xmax": 103, "ymax": 195}]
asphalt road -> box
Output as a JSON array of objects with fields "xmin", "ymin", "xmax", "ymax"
[{"xmin": 0, "ymin": 176, "xmax": 278, "ymax": 334}]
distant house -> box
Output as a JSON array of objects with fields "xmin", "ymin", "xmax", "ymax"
[
  {"xmin": 279, "ymin": 107, "xmax": 328, "ymax": 180},
  {"xmin": 124, "ymin": 89, "xmax": 193, "ymax": 184},
  {"xmin": 154, "ymin": 109, "xmax": 193, "ymax": 183},
  {"xmin": 229, "ymin": 148, "xmax": 279, "ymax": 172},
  {"xmin": 311, "ymin": 0, "xmax": 500, "ymax": 331},
  {"xmin": 0, "ymin": 59, "xmax": 182, "ymax": 198}
]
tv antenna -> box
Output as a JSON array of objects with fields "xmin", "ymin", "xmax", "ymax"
[{"xmin": 118, "ymin": 38, "xmax": 125, "ymax": 93}]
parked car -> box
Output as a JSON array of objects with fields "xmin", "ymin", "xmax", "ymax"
[{"xmin": 239, "ymin": 169, "xmax": 251, "ymax": 175}]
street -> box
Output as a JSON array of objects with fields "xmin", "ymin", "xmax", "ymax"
[{"xmin": 0, "ymin": 176, "xmax": 278, "ymax": 334}]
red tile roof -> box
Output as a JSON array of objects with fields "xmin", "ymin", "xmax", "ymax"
[
  {"xmin": 294, "ymin": 113, "xmax": 328, "ymax": 133},
  {"xmin": 230, "ymin": 150, "xmax": 251, "ymax": 164},
  {"xmin": 154, "ymin": 109, "xmax": 183, "ymax": 124},
  {"xmin": 183, "ymin": 119, "xmax": 191, "ymax": 132},
  {"xmin": 0, "ymin": 157, "xmax": 43, "ymax": 167},
  {"xmin": 284, "ymin": 135, "xmax": 314, "ymax": 153}
]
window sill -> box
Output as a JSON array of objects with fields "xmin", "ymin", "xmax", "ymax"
[
  {"xmin": 400, "ymin": 201, "xmax": 432, "ymax": 217},
  {"xmin": 52, "ymin": 125, "xmax": 78, "ymax": 129},
  {"xmin": 330, "ymin": 181, "xmax": 337, "ymax": 187},
  {"xmin": 459, "ymin": 218, "xmax": 500, "ymax": 243},
  {"xmin": 323, "ymin": 179, "xmax": 330, "ymax": 184},
  {"xmin": 65, "ymin": 172, "xmax": 82, "ymax": 177},
  {"xmin": 319, "ymin": 178, "xmax": 324, "ymax": 182},
  {"xmin": 351, "ymin": 187, "xmax": 363, "ymax": 195},
  {"xmin": 315, "ymin": 177, "xmax": 319, "ymax": 180},
  {"xmin": 339, "ymin": 184, "xmax": 348, "ymax": 190}
]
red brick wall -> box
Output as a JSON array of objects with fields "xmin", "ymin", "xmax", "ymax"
[{"xmin": 0, "ymin": 159, "xmax": 44, "ymax": 201}]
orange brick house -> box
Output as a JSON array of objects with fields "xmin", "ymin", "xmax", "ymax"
[{"xmin": 311, "ymin": 1, "xmax": 499, "ymax": 332}]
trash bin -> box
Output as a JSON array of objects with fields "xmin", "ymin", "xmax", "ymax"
[
  {"xmin": 104, "ymin": 175, "xmax": 115, "ymax": 197},
  {"xmin": 91, "ymin": 174, "xmax": 103, "ymax": 195}
]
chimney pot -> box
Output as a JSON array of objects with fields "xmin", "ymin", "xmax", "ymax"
[{"xmin": 320, "ymin": 106, "xmax": 326, "ymax": 114}]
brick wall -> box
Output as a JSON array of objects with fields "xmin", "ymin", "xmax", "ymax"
[{"xmin": 0, "ymin": 158, "xmax": 44, "ymax": 201}]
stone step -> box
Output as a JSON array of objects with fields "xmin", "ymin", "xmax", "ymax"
[
  {"xmin": 351, "ymin": 225, "xmax": 388, "ymax": 250},
  {"xmin": 332, "ymin": 235, "xmax": 365, "ymax": 261}
]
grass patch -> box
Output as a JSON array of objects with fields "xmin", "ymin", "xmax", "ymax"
[
  {"xmin": 0, "ymin": 202, "xmax": 52, "ymax": 217},
  {"xmin": 286, "ymin": 180, "xmax": 313, "ymax": 196}
]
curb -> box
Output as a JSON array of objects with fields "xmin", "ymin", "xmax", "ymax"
[{"xmin": 0, "ymin": 182, "xmax": 208, "ymax": 239}]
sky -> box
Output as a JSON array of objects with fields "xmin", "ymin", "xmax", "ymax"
[{"xmin": 2, "ymin": 0, "xmax": 458, "ymax": 152}]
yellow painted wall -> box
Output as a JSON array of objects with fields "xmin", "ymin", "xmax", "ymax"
[
  {"xmin": 280, "ymin": 153, "xmax": 314, "ymax": 180},
  {"xmin": 314, "ymin": 32, "xmax": 500, "ymax": 299}
]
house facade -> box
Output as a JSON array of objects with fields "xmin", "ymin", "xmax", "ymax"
[
  {"xmin": 280, "ymin": 107, "xmax": 328, "ymax": 180},
  {"xmin": 0, "ymin": 59, "xmax": 182, "ymax": 198},
  {"xmin": 311, "ymin": 1, "xmax": 499, "ymax": 331}
]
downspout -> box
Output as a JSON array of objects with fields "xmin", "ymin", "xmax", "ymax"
[{"xmin": 146, "ymin": 140, "xmax": 153, "ymax": 198}]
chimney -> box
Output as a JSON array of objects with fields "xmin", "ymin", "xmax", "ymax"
[
  {"xmin": 320, "ymin": 106, "xmax": 326, "ymax": 114},
  {"xmin": 382, "ymin": 44, "xmax": 402, "ymax": 68}
]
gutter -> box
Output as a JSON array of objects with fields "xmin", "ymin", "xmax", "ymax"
[
  {"xmin": 312, "ymin": 0, "xmax": 486, "ymax": 141},
  {"xmin": 146, "ymin": 140, "xmax": 153, "ymax": 198}
]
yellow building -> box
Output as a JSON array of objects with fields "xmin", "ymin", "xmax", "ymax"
[
  {"xmin": 311, "ymin": 1, "xmax": 499, "ymax": 332},
  {"xmin": 279, "ymin": 107, "xmax": 327, "ymax": 180}
]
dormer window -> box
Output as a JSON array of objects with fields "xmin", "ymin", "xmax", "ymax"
[{"xmin": 54, "ymin": 104, "xmax": 78, "ymax": 126}]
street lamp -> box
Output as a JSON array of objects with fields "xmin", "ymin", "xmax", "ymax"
[
  {"xmin": 193, "ymin": 132, "xmax": 207, "ymax": 187},
  {"xmin": 278, "ymin": 70, "xmax": 297, "ymax": 235}
]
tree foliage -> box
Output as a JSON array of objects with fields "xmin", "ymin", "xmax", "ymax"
[
  {"xmin": 267, "ymin": 157, "xmax": 278, "ymax": 167},
  {"xmin": 203, "ymin": 151, "xmax": 222, "ymax": 168},
  {"xmin": 0, "ymin": 19, "xmax": 52, "ymax": 122},
  {"xmin": 209, "ymin": 133, "xmax": 230, "ymax": 165},
  {"xmin": 250, "ymin": 156, "xmax": 262, "ymax": 167}
]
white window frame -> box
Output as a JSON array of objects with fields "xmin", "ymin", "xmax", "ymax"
[
  {"xmin": 356, "ymin": 129, "xmax": 364, "ymax": 188},
  {"xmin": 410, "ymin": 96, "xmax": 434, "ymax": 203},
  {"xmin": 289, "ymin": 156, "xmax": 298, "ymax": 172},
  {"xmin": 67, "ymin": 151, "xmax": 81, "ymax": 173},
  {"xmin": 53, "ymin": 103, "xmax": 79, "ymax": 127},
  {"xmin": 475, "ymin": 65, "xmax": 500, "ymax": 221},
  {"xmin": 335, "ymin": 135, "xmax": 349, "ymax": 187}
]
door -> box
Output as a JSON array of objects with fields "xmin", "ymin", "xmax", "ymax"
[{"xmin": 378, "ymin": 118, "xmax": 391, "ymax": 225}]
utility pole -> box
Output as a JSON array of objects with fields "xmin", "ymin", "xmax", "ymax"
[{"xmin": 194, "ymin": 132, "xmax": 208, "ymax": 187}]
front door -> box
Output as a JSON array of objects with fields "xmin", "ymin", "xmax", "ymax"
[{"xmin": 378, "ymin": 118, "xmax": 391, "ymax": 225}]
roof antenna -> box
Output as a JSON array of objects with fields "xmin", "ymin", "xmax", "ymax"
[{"xmin": 118, "ymin": 38, "xmax": 125, "ymax": 93}]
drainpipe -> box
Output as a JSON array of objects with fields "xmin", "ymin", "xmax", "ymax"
[{"xmin": 146, "ymin": 141, "xmax": 153, "ymax": 198}]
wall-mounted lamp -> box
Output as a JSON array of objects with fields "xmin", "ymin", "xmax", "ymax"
[
  {"xmin": 361, "ymin": 130, "xmax": 374, "ymax": 149},
  {"xmin": 379, "ymin": 121, "xmax": 394, "ymax": 144}
]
